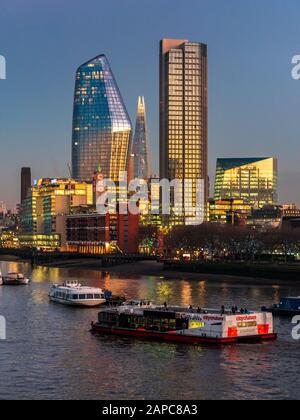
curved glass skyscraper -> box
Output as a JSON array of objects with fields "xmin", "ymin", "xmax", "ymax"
[{"xmin": 72, "ymin": 55, "xmax": 132, "ymax": 181}]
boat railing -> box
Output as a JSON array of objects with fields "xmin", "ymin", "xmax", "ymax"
[
  {"xmin": 63, "ymin": 281, "xmax": 82, "ymax": 288},
  {"xmin": 98, "ymin": 304, "xmax": 257, "ymax": 317},
  {"xmin": 146, "ymin": 306, "xmax": 224, "ymax": 314}
]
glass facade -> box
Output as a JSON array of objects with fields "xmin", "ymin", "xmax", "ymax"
[
  {"xmin": 160, "ymin": 39, "xmax": 208, "ymax": 224},
  {"xmin": 72, "ymin": 55, "xmax": 132, "ymax": 182},
  {"xmin": 132, "ymin": 96, "xmax": 151, "ymax": 180},
  {"xmin": 208, "ymin": 199, "xmax": 251, "ymax": 224},
  {"xmin": 21, "ymin": 178, "xmax": 93, "ymax": 245},
  {"xmin": 214, "ymin": 158, "xmax": 278, "ymax": 208}
]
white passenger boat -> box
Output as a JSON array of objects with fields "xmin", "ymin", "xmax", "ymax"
[
  {"xmin": 49, "ymin": 281, "xmax": 107, "ymax": 307},
  {"xmin": 1, "ymin": 272, "xmax": 30, "ymax": 286}
]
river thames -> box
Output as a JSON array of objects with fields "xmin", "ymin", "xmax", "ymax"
[{"xmin": 0, "ymin": 260, "xmax": 299, "ymax": 400}]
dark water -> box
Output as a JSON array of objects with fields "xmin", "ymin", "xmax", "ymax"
[{"xmin": 0, "ymin": 260, "xmax": 299, "ymax": 400}]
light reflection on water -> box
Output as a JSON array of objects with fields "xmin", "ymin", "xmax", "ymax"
[{"xmin": 0, "ymin": 260, "xmax": 299, "ymax": 400}]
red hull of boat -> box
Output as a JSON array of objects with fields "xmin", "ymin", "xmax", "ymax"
[{"xmin": 91, "ymin": 323, "xmax": 277, "ymax": 345}]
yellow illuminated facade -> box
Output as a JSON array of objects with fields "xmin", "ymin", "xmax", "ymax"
[
  {"xmin": 139, "ymin": 178, "xmax": 162, "ymax": 228},
  {"xmin": 0, "ymin": 232, "xmax": 19, "ymax": 249},
  {"xmin": 214, "ymin": 158, "xmax": 277, "ymax": 208},
  {"xmin": 21, "ymin": 178, "xmax": 93, "ymax": 246},
  {"xmin": 160, "ymin": 39, "xmax": 208, "ymax": 224},
  {"xmin": 18, "ymin": 234, "xmax": 61, "ymax": 251},
  {"xmin": 208, "ymin": 199, "xmax": 251, "ymax": 224}
]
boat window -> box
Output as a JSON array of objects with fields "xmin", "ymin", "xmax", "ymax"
[
  {"xmin": 72, "ymin": 295, "xmax": 79, "ymax": 300},
  {"xmin": 79, "ymin": 294, "xmax": 86, "ymax": 300},
  {"xmin": 87, "ymin": 294, "xmax": 94, "ymax": 299},
  {"xmin": 94, "ymin": 294, "xmax": 101, "ymax": 299}
]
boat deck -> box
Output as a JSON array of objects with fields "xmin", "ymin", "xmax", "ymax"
[{"xmin": 100, "ymin": 305, "xmax": 260, "ymax": 317}]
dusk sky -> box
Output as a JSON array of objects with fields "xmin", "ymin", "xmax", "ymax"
[{"xmin": 1, "ymin": 0, "xmax": 300, "ymax": 209}]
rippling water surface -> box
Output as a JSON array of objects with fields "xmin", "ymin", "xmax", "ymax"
[{"xmin": 0, "ymin": 260, "xmax": 299, "ymax": 400}]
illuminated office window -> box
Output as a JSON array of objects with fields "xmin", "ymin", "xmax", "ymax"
[{"xmin": 214, "ymin": 158, "xmax": 278, "ymax": 208}]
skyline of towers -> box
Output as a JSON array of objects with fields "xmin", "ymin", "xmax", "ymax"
[
  {"xmin": 72, "ymin": 54, "xmax": 132, "ymax": 182},
  {"xmin": 17, "ymin": 44, "xmax": 280, "ymax": 221},
  {"xmin": 214, "ymin": 157, "xmax": 278, "ymax": 208},
  {"xmin": 132, "ymin": 96, "xmax": 151, "ymax": 180},
  {"xmin": 159, "ymin": 38, "xmax": 208, "ymax": 222}
]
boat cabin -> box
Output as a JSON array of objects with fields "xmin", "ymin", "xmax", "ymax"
[{"xmin": 52, "ymin": 288, "xmax": 104, "ymax": 302}]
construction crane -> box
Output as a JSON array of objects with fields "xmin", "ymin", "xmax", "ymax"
[{"xmin": 67, "ymin": 163, "xmax": 72, "ymax": 178}]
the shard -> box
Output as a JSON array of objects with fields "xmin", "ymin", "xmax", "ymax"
[{"xmin": 131, "ymin": 96, "xmax": 151, "ymax": 180}]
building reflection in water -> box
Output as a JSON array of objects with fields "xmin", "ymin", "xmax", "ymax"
[
  {"xmin": 1, "ymin": 259, "xmax": 300, "ymax": 400},
  {"xmin": 32, "ymin": 266, "xmax": 61, "ymax": 284},
  {"xmin": 4, "ymin": 261, "xmax": 300, "ymax": 313},
  {"xmin": 181, "ymin": 281, "xmax": 192, "ymax": 307},
  {"xmin": 197, "ymin": 281, "xmax": 207, "ymax": 308},
  {"xmin": 272, "ymin": 286, "xmax": 280, "ymax": 305},
  {"xmin": 219, "ymin": 344, "xmax": 275, "ymax": 399},
  {"xmin": 156, "ymin": 282, "xmax": 173, "ymax": 304},
  {"xmin": 31, "ymin": 288, "xmax": 48, "ymax": 305}
]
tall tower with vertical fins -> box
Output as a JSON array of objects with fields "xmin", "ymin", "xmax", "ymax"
[
  {"xmin": 131, "ymin": 96, "xmax": 151, "ymax": 180},
  {"xmin": 160, "ymin": 39, "xmax": 208, "ymax": 223}
]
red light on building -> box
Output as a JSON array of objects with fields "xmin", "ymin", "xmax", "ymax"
[
  {"xmin": 228, "ymin": 327, "xmax": 238, "ymax": 338},
  {"xmin": 258, "ymin": 325, "xmax": 269, "ymax": 335}
]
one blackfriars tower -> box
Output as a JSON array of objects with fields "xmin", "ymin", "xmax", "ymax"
[
  {"xmin": 72, "ymin": 55, "xmax": 132, "ymax": 182},
  {"xmin": 160, "ymin": 39, "xmax": 208, "ymax": 223}
]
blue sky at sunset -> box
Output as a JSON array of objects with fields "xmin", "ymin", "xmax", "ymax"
[{"xmin": 1, "ymin": 0, "xmax": 300, "ymax": 208}]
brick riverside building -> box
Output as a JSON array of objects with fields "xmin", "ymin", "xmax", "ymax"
[{"xmin": 66, "ymin": 212, "xmax": 139, "ymax": 254}]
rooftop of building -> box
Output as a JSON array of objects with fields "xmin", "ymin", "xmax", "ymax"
[{"xmin": 216, "ymin": 157, "xmax": 274, "ymax": 170}]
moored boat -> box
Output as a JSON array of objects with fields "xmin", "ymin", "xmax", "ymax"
[
  {"xmin": 49, "ymin": 281, "xmax": 108, "ymax": 307},
  {"xmin": 103, "ymin": 291, "xmax": 126, "ymax": 306},
  {"xmin": 91, "ymin": 304, "xmax": 277, "ymax": 345},
  {"xmin": 262, "ymin": 297, "xmax": 300, "ymax": 317},
  {"xmin": 2, "ymin": 272, "xmax": 30, "ymax": 286}
]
